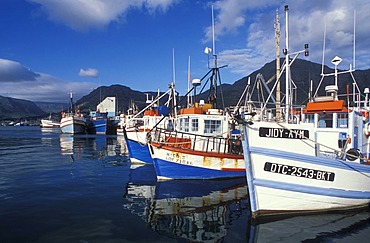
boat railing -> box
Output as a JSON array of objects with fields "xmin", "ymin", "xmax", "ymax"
[{"xmin": 150, "ymin": 127, "xmax": 243, "ymax": 155}]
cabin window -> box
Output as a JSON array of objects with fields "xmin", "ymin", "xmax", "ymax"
[
  {"xmin": 190, "ymin": 118, "xmax": 198, "ymax": 132},
  {"xmin": 318, "ymin": 113, "xmax": 333, "ymax": 128},
  {"xmin": 337, "ymin": 113, "xmax": 348, "ymax": 128},
  {"xmin": 178, "ymin": 117, "xmax": 189, "ymax": 132},
  {"xmin": 304, "ymin": 114, "xmax": 315, "ymax": 124},
  {"xmin": 204, "ymin": 119, "xmax": 222, "ymax": 134}
]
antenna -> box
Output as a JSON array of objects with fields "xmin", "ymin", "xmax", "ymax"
[
  {"xmin": 353, "ymin": 10, "xmax": 356, "ymax": 70},
  {"xmin": 172, "ymin": 48, "xmax": 176, "ymax": 84},
  {"xmin": 321, "ymin": 21, "xmax": 326, "ymax": 76},
  {"xmin": 212, "ymin": 4, "xmax": 216, "ymax": 56}
]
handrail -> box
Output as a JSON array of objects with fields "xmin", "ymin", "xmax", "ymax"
[{"xmin": 151, "ymin": 127, "xmax": 243, "ymax": 155}]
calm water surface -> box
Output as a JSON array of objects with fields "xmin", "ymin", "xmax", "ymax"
[{"xmin": 0, "ymin": 126, "xmax": 369, "ymax": 242}]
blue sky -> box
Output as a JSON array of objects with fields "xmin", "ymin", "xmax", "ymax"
[{"xmin": 0, "ymin": 0, "xmax": 369, "ymax": 103}]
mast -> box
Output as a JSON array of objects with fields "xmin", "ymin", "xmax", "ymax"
[
  {"xmin": 208, "ymin": 4, "xmax": 218, "ymax": 108},
  {"xmin": 275, "ymin": 9, "xmax": 281, "ymax": 121},
  {"xmin": 69, "ymin": 91, "xmax": 74, "ymax": 113},
  {"xmin": 187, "ymin": 56, "xmax": 192, "ymax": 107},
  {"xmin": 284, "ymin": 5, "xmax": 290, "ymax": 122},
  {"xmin": 171, "ymin": 48, "xmax": 177, "ymax": 114}
]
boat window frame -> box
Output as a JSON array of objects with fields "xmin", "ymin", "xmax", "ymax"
[
  {"xmin": 318, "ymin": 113, "xmax": 333, "ymax": 128},
  {"xmin": 337, "ymin": 113, "xmax": 348, "ymax": 128},
  {"xmin": 203, "ymin": 119, "xmax": 223, "ymax": 135}
]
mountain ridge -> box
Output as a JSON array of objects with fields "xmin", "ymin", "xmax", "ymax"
[{"xmin": 1, "ymin": 59, "xmax": 369, "ymax": 120}]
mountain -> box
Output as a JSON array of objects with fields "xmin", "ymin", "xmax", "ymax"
[
  {"xmin": 0, "ymin": 95, "xmax": 46, "ymax": 119},
  {"xmin": 76, "ymin": 84, "xmax": 163, "ymax": 114},
  {"xmin": 35, "ymin": 102, "xmax": 68, "ymax": 114},
  {"xmin": 209, "ymin": 58, "xmax": 370, "ymax": 107},
  {"xmin": 1, "ymin": 59, "xmax": 370, "ymax": 120}
]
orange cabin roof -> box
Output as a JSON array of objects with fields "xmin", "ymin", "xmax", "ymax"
[
  {"xmin": 144, "ymin": 109, "xmax": 159, "ymax": 116},
  {"xmin": 179, "ymin": 107, "xmax": 203, "ymax": 115},
  {"xmin": 303, "ymin": 100, "xmax": 348, "ymax": 114}
]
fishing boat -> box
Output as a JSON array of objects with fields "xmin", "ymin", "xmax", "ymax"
[
  {"xmin": 149, "ymin": 99, "xmax": 245, "ymax": 180},
  {"xmin": 60, "ymin": 92, "xmax": 86, "ymax": 134},
  {"xmin": 240, "ymin": 5, "xmax": 370, "ymax": 219},
  {"xmin": 40, "ymin": 114, "xmax": 60, "ymax": 128},
  {"xmin": 148, "ymin": 8, "xmax": 245, "ymax": 180},
  {"xmin": 123, "ymin": 85, "xmax": 176, "ymax": 164},
  {"xmin": 86, "ymin": 97, "xmax": 118, "ymax": 135},
  {"xmin": 117, "ymin": 100, "xmax": 139, "ymax": 135}
]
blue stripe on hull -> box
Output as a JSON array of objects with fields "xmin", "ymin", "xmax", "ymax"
[
  {"xmin": 92, "ymin": 120, "xmax": 107, "ymax": 134},
  {"xmin": 153, "ymin": 157, "xmax": 245, "ymax": 180},
  {"xmin": 87, "ymin": 119, "xmax": 117, "ymax": 134},
  {"xmin": 251, "ymin": 146, "xmax": 370, "ymax": 173},
  {"xmin": 126, "ymin": 139, "xmax": 153, "ymax": 163},
  {"xmin": 255, "ymin": 178, "xmax": 370, "ymax": 200}
]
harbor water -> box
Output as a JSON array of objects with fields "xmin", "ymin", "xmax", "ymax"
[{"xmin": 0, "ymin": 126, "xmax": 369, "ymax": 242}]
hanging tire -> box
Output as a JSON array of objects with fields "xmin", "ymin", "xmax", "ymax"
[{"xmin": 346, "ymin": 148, "xmax": 361, "ymax": 161}]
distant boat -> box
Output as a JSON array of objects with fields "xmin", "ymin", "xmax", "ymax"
[
  {"xmin": 14, "ymin": 121, "xmax": 29, "ymax": 126},
  {"xmin": 60, "ymin": 113, "xmax": 85, "ymax": 134},
  {"xmin": 86, "ymin": 97, "xmax": 118, "ymax": 135},
  {"xmin": 60, "ymin": 92, "xmax": 86, "ymax": 134},
  {"xmin": 40, "ymin": 114, "xmax": 60, "ymax": 128}
]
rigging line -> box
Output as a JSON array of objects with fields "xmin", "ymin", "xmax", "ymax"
[{"xmin": 146, "ymin": 88, "xmax": 195, "ymax": 135}]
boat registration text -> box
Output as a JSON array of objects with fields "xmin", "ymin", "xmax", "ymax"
[
  {"xmin": 264, "ymin": 162, "xmax": 335, "ymax": 181},
  {"xmin": 259, "ymin": 127, "xmax": 309, "ymax": 139}
]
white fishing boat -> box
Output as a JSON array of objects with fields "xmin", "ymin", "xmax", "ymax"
[
  {"xmin": 40, "ymin": 114, "xmax": 60, "ymax": 128},
  {"xmin": 149, "ymin": 101, "xmax": 245, "ymax": 180},
  {"xmin": 240, "ymin": 5, "xmax": 370, "ymax": 219},
  {"xmin": 117, "ymin": 100, "xmax": 139, "ymax": 135},
  {"xmin": 60, "ymin": 92, "xmax": 86, "ymax": 134}
]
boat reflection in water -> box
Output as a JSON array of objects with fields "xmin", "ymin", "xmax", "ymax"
[
  {"xmin": 124, "ymin": 177, "xmax": 249, "ymax": 242},
  {"xmin": 250, "ymin": 210, "xmax": 370, "ymax": 242},
  {"xmin": 60, "ymin": 135, "xmax": 129, "ymax": 162}
]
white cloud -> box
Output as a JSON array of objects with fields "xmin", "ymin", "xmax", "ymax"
[
  {"xmin": 29, "ymin": 0, "xmax": 179, "ymax": 31},
  {"xmin": 0, "ymin": 58, "xmax": 40, "ymax": 82},
  {"xmin": 0, "ymin": 59, "xmax": 97, "ymax": 102},
  {"xmin": 0, "ymin": 73, "xmax": 97, "ymax": 103},
  {"xmin": 79, "ymin": 68, "xmax": 99, "ymax": 78},
  {"xmin": 208, "ymin": 0, "xmax": 370, "ymax": 76}
]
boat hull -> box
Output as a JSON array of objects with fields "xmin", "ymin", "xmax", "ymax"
[
  {"xmin": 125, "ymin": 137, "xmax": 153, "ymax": 164},
  {"xmin": 40, "ymin": 119, "xmax": 60, "ymax": 128},
  {"xmin": 60, "ymin": 116, "xmax": 86, "ymax": 134},
  {"xmin": 87, "ymin": 119, "xmax": 117, "ymax": 135},
  {"xmin": 150, "ymin": 143, "xmax": 245, "ymax": 180},
  {"xmin": 242, "ymin": 123, "xmax": 370, "ymax": 218}
]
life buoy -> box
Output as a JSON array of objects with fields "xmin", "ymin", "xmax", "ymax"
[
  {"xmin": 347, "ymin": 136, "xmax": 352, "ymax": 144},
  {"xmin": 364, "ymin": 124, "xmax": 370, "ymax": 137},
  {"xmin": 346, "ymin": 148, "xmax": 362, "ymax": 161},
  {"xmin": 229, "ymin": 138, "xmax": 242, "ymax": 155}
]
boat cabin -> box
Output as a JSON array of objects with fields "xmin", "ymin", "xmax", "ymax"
[{"xmin": 301, "ymin": 85, "xmax": 368, "ymax": 162}]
